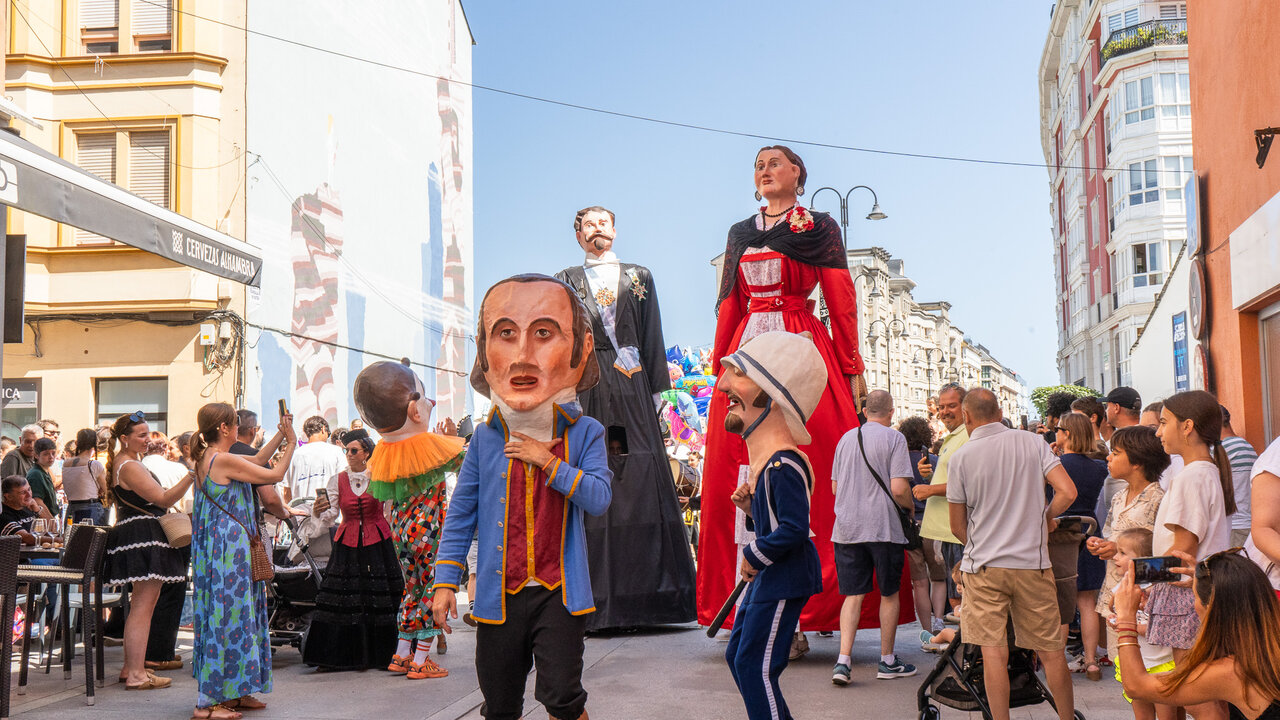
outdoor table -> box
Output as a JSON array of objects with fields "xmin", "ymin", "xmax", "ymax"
[{"xmin": 18, "ymin": 545, "xmax": 63, "ymax": 562}]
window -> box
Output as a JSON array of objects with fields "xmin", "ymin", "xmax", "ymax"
[
  {"xmin": 1125, "ymin": 8, "xmax": 1140, "ymax": 25},
  {"xmin": 75, "ymin": 133, "xmax": 116, "ymax": 244},
  {"xmin": 1108, "ymin": 13, "xmax": 1122, "ymax": 32},
  {"xmin": 80, "ymin": 0, "xmax": 172, "ymax": 54},
  {"xmin": 1159, "ymin": 4, "xmax": 1187, "ymax": 19},
  {"xmin": 1132, "ymin": 242, "xmax": 1163, "ymax": 288},
  {"xmin": 1125, "ymin": 77, "xmax": 1155, "ymax": 123},
  {"xmin": 96, "ymin": 378, "xmax": 168, "ymax": 434},
  {"xmin": 1128, "ymin": 160, "xmax": 1158, "ymax": 206},
  {"xmin": 1163, "ymin": 156, "xmax": 1194, "ymax": 200},
  {"xmin": 132, "ymin": 0, "xmax": 173, "ymax": 52},
  {"xmin": 73, "ymin": 128, "xmax": 172, "ymax": 244},
  {"xmin": 1159, "ymin": 72, "xmax": 1191, "ymax": 118},
  {"xmin": 80, "ymin": 0, "xmax": 119, "ymax": 53}
]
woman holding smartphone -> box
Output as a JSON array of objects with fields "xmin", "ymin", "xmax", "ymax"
[{"xmin": 302, "ymin": 428, "xmax": 404, "ymax": 671}]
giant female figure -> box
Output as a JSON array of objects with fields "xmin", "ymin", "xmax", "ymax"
[{"xmin": 698, "ymin": 146, "xmax": 910, "ymax": 634}]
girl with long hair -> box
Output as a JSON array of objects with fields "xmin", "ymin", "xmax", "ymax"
[
  {"xmin": 1055, "ymin": 412, "xmax": 1110, "ymax": 679},
  {"xmin": 1115, "ymin": 551, "xmax": 1280, "ymax": 719},
  {"xmin": 1147, "ymin": 390, "xmax": 1236, "ymax": 720},
  {"xmin": 189, "ymin": 402, "xmax": 296, "ymax": 720},
  {"xmin": 102, "ymin": 411, "xmax": 195, "ymax": 690},
  {"xmin": 62, "ymin": 428, "xmax": 107, "ymax": 524}
]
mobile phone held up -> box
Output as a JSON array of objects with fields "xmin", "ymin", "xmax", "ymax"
[
  {"xmin": 1132, "ymin": 555, "xmax": 1182, "ymax": 584},
  {"xmin": 278, "ymin": 398, "xmax": 289, "ymax": 417},
  {"xmin": 315, "ymin": 488, "xmax": 328, "ymax": 503}
]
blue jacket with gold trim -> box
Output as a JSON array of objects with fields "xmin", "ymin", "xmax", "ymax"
[{"xmin": 433, "ymin": 402, "xmax": 612, "ymax": 622}]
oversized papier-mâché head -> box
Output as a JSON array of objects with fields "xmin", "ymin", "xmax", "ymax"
[
  {"xmin": 472, "ymin": 274, "xmax": 600, "ymax": 409},
  {"xmin": 353, "ymin": 361, "xmax": 435, "ymax": 442}
]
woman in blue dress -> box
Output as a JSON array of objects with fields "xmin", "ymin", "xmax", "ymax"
[{"xmin": 190, "ymin": 402, "xmax": 296, "ymax": 720}]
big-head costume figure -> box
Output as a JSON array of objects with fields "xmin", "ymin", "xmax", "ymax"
[
  {"xmin": 719, "ymin": 331, "xmax": 824, "ymax": 720},
  {"xmin": 555, "ymin": 205, "xmax": 695, "ymax": 629},
  {"xmin": 433, "ymin": 274, "xmax": 612, "ymax": 720},
  {"xmin": 352, "ymin": 361, "xmax": 465, "ymax": 679}
]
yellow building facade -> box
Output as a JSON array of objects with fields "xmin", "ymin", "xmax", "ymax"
[{"xmin": 3, "ymin": 0, "xmax": 247, "ymax": 437}]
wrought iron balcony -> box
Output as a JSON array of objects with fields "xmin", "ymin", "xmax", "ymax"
[{"xmin": 1101, "ymin": 19, "xmax": 1187, "ymax": 63}]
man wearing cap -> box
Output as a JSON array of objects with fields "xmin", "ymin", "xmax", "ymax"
[
  {"xmin": 720, "ymin": 331, "xmax": 824, "ymax": 720},
  {"xmin": 1097, "ymin": 387, "xmax": 1143, "ymax": 525}
]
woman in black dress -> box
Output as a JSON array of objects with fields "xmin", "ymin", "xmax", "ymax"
[
  {"xmin": 301, "ymin": 429, "xmax": 404, "ymax": 670},
  {"xmin": 103, "ymin": 411, "xmax": 194, "ymax": 690},
  {"xmin": 1056, "ymin": 412, "xmax": 1109, "ymax": 680}
]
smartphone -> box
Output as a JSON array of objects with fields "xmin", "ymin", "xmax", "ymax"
[
  {"xmin": 1133, "ymin": 555, "xmax": 1182, "ymax": 584},
  {"xmin": 315, "ymin": 488, "xmax": 328, "ymax": 503},
  {"xmin": 920, "ymin": 444, "xmax": 930, "ymax": 456},
  {"xmin": 278, "ymin": 398, "xmax": 289, "ymax": 417}
]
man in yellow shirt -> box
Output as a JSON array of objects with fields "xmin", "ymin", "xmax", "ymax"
[{"xmin": 912, "ymin": 383, "xmax": 969, "ymax": 624}]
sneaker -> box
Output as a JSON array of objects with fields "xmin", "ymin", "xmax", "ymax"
[
  {"xmin": 788, "ymin": 632, "xmax": 810, "ymax": 661},
  {"xmin": 386, "ymin": 654, "xmax": 411, "ymax": 675},
  {"xmin": 920, "ymin": 630, "xmax": 944, "ymax": 653},
  {"xmin": 816, "ymin": 630, "xmax": 833, "ymax": 637},
  {"xmin": 1066, "ymin": 654, "xmax": 1088, "ymax": 673},
  {"xmin": 876, "ymin": 658, "xmax": 917, "ymax": 679},
  {"xmin": 831, "ymin": 662, "xmax": 851, "ymax": 686}
]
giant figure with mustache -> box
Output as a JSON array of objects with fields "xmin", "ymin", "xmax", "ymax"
[{"xmin": 555, "ymin": 206, "xmax": 696, "ymax": 630}]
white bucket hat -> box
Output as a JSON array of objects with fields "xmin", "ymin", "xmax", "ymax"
[{"xmin": 720, "ymin": 331, "xmax": 828, "ymax": 445}]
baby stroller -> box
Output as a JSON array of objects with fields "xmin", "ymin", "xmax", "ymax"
[
  {"xmin": 264, "ymin": 512, "xmax": 328, "ymax": 649},
  {"xmin": 915, "ymin": 629, "xmax": 1084, "ymax": 720}
]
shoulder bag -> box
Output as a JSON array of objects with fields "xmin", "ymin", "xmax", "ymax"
[
  {"xmin": 198, "ymin": 454, "xmax": 274, "ymax": 582},
  {"xmin": 856, "ymin": 428, "xmax": 922, "ymax": 550},
  {"xmin": 113, "ymin": 461, "xmax": 192, "ymax": 548}
]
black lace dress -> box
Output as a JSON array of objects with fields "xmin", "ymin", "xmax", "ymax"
[{"xmin": 103, "ymin": 463, "xmax": 186, "ymax": 584}]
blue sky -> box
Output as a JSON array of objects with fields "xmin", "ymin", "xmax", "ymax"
[{"xmin": 467, "ymin": 1, "xmax": 1060, "ymax": 389}]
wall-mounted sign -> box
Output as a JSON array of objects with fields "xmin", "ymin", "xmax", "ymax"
[
  {"xmin": 1185, "ymin": 175, "xmax": 1201, "ymax": 256},
  {"xmin": 1189, "ymin": 256, "xmax": 1208, "ymax": 340},
  {"xmin": 1, "ymin": 379, "xmax": 38, "ymax": 409},
  {"xmin": 1172, "ymin": 312, "xmax": 1190, "ymax": 392}
]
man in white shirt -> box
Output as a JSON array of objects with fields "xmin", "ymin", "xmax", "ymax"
[
  {"xmin": 947, "ymin": 389, "xmax": 1077, "ymax": 720},
  {"xmin": 283, "ymin": 416, "xmax": 346, "ymax": 501}
]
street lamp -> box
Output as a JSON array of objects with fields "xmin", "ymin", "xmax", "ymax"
[
  {"xmin": 866, "ymin": 317, "xmax": 906, "ymax": 395},
  {"xmin": 912, "ymin": 347, "xmax": 945, "ymax": 401},
  {"xmin": 809, "ymin": 185, "xmax": 888, "ymax": 245}
]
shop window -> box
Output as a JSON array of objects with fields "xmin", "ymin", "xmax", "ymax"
[{"xmin": 96, "ymin": 378, "xmax": 168, "ymax": 434}]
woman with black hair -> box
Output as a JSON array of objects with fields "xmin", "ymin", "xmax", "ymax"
[
  {"xmin": 302, "ymin": 428, "xmax": 405, "ymax": 671},
  {"xmin": 1115, "ymin": 550, "xmax": 1280, "ymax": 719}
]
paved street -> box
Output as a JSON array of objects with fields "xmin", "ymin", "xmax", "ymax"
[{"xmin": 20, "ymin": 618, "xmax": 1133, "ymax": 719}]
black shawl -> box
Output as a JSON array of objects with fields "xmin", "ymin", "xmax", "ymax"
[{"xmin": 716, "ymin": 210, "xmax": 848, "ymax": 309}]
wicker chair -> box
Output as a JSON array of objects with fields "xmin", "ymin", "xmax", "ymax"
[
  {"xmin": 16, "ymin": 525, "xmax": 108, "ymax": 705},
  {"xmin": 0, "ymin": 536, "xmax": 21, "ymax": 720}
]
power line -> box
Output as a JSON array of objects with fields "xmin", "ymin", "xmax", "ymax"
[
  {"xmin": 243, "ymin": 319, "xmax": 467, "ymax": 376},
  {"xmin": 141, "ymin": 0, "xmax": 1181, "ymax": 176}
]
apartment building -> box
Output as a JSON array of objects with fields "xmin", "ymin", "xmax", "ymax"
[{"xmin": 1039, "ymin": 0, "xmax": 1192, "ymax": 397}]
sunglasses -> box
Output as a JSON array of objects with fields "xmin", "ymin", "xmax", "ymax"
[
  {"xmin": 345, "ymin": 447, "xmax": 363, "ymax": 455},
  {"xmin": 128, "ymin": 410, "xmax": 146, "ymax": 423},
  {"xmin": 1198, "ymin": 546, "xmax": 1245, "ymax": 579}
]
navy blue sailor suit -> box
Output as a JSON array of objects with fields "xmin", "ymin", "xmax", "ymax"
[{"xmin": 725, "ymin": 449, "xmax": 823, "ymax": 720}]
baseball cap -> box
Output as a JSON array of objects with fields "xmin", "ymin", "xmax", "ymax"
[{"xmin": 1104, "ymin": 387, "xmax": 1142, "ymax": 412}]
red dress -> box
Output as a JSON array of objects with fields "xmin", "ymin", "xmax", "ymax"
[{"xmin": 697, "ymin": 236, "xmax": 914, "ymax": 632}]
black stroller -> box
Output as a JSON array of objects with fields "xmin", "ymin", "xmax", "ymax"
[
  {"xmin": 916, "ymin": 515, "xmax": 1096, "ymax": 720},
  {"xmin": 264, "ymin": 513, "xmax": 328, "ymax": 649}
]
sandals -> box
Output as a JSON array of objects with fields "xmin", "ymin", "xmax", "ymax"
[
  {"xmin": 125, "ymin": 674, "xmax": 172, "ymax": 691},
  {"xmin": 1085, "ymin": 663, "xmax": 1102, "ymax": 681},
  {"xmin": 146, "ymin": 658, "xmax": 184, "ymax": 671},
  {"xmin": 224, "ymin": 696, "xmax": 267, "ymax": 711},
  {"xmin": 406, "ymin": 658, "xmax": 448, "ymax": 679},
  {"xmin": 192, "ymin": 704, "xmax": 243, "ymax": 720},
  {"xmin": 387, "ymin": 654, "xmax": 411, "ymax": 674},
  {"xmin": 118, "ymin": 668, "xmax": 159, "ymax": 683}
]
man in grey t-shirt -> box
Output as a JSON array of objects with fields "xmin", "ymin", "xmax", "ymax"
[{"xmin": 829, "ymin": 390, "xmax": 915, "ymax": 685}]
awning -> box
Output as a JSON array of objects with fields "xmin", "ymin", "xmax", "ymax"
[{"xmin": 0, "ymin": 128, "xmax": 261, "ymax": 286}]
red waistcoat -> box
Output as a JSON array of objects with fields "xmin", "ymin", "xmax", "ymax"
[
  {"xmin": 504, "ymin": 446, "xmax": 566, "ymax": 592},
  {"xmin": 332, "ymin": 472, "xmax": 393, "ymax": 547}
]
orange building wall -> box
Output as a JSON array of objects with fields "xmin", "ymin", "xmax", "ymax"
[{"xmin": 1187, "ymin": 0, "xmax": 1280, "ymax": 448}]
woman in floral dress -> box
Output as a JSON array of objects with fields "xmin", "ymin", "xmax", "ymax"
[{"xmin": 190, "ymin": 403, "xmax": 296, "ymax": 720}]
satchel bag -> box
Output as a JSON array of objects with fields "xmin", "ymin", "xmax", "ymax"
[
  {"xmin": 856, "ymin": 428, "xmax": 922, "ymax": 550},
  {"xmin": 114, "ymin": 490, "xmax": 192, "ymax": 548},
  {"xmin": 198, "ymin": 455, "xmax": 274, "ymax": 582}
]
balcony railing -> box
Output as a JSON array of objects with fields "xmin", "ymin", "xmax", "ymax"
[{"xmin": 1101, "ymin": 19, "xmax": 1187, "ymax": 63}]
